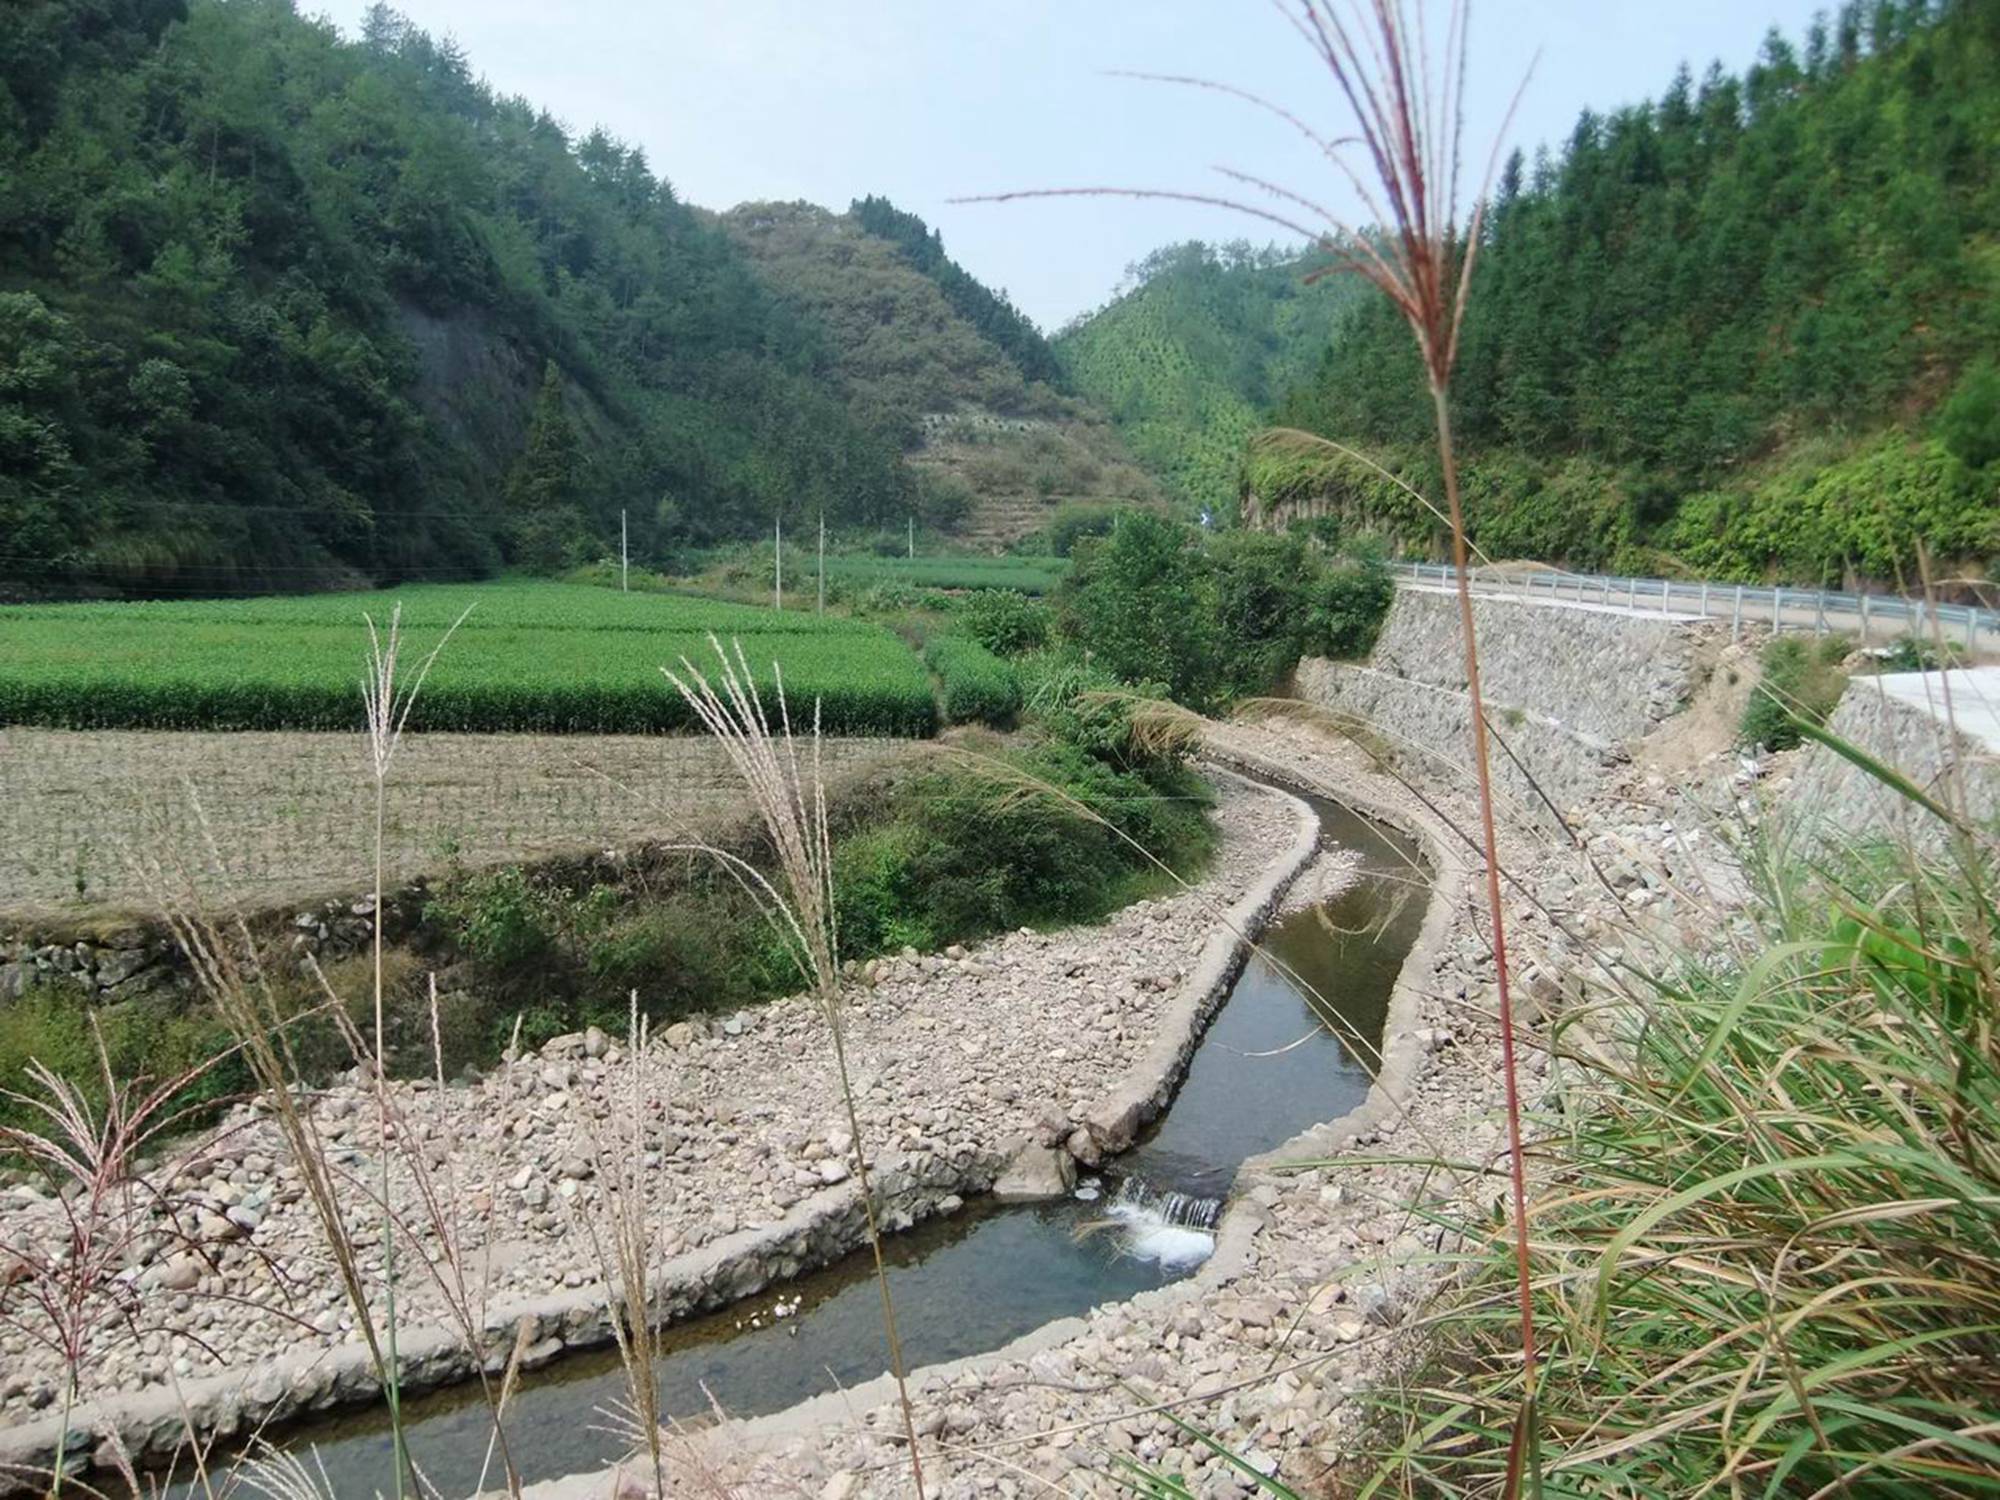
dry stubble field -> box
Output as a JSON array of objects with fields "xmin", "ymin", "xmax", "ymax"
[{"xmin": 0, "ymin": 728, "xmax": 903, "ymax": 921}]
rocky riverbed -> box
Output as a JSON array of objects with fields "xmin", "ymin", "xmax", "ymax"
[
  {"xmin": 0, "ymin": 777, "xmax": 1302, "ymax": 1446},
  {"xmin": 572, "ymin": 717, "xmax": 1761, "ymax": 1500}
]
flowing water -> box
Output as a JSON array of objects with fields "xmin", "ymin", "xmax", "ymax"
[{"xmin": 188, "ymin": 790, "xmax": 1427, "ymax": 1496}]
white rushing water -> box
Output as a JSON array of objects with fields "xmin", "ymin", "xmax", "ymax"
[{"xmin": 1098, "ymin": 1180, "xmax": 1223, "ymax": 1271}]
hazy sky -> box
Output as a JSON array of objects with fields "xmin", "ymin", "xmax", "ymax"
[{"xmin": 315, "ymin": 2, "xmax": 1826, "ymax": 330}]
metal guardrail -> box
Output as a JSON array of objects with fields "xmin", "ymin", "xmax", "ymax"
[{"xmin": 1391, "ymin": 561, "xmax": 1998, "ymax": 652}]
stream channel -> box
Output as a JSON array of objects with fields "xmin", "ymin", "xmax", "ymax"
[{"xmin": 216, "ymin": 789, "xmax": 1427, "ymax": 1496}]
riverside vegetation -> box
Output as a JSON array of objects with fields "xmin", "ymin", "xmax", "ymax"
[{"xmin": 4, "ymin": 1, "xmax": 1999, "ymax": 1497}]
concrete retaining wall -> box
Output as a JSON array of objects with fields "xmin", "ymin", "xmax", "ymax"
[
  {"xmin": 1786, "ymin": 674, "xmax": 2000, "ymax": 851},
  {"xmin": 1372, "ymin": 587, "xmax": 1700, "ymax": 744},
  {"xmin": 1294, "ymin": 587, "xmax": 1713, "ymax": 822}
]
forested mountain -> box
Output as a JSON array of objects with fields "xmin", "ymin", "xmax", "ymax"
[
  {"xmin": 1055, "ymin": 243, "xmax": 1366, "ymax": 517},
  {"xmin": 723, "ymin": 201, "xmax": 1157, "ymax": 547},
  {"xmin": 0, "ymin": 2, "xmax": 1117, "ymax": 597},
  {"xmin": 1256, "ymin": 0, "xmax": 2000, "ymax": 588}
]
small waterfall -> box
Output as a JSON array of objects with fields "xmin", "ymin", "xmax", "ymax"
[{"xmin": 1095, "ymin": 1178, "xmax": 1223, "ymax": 1270}]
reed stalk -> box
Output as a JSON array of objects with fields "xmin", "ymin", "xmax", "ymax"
[{"xmin": 663, "ymin": 637, "xmax": 928, "ymax": 1499}]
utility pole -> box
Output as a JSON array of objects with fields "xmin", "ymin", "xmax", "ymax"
[
  {"xmin": 818, "ymin": 513, "xmax": 826, "ymax": 616},
  {"xmin": 775, "ymin": 515, "xmax": 782, "ymax": 611},
  {"xmin": 620, "ymin": 509, "xmax": 628, "ymax": 592}
]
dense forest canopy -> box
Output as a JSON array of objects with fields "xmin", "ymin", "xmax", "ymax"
[
  {"xmin": 1054, "ymin": 242, "xmax": 1366, "ymax": 517},
  {"xmin": 0, "ymin": 1, "xmax": 1087, "ymax": 596},
  {"xmin": 1256, "ymin": 0, "xmax": 2000, "ymax": 586}
]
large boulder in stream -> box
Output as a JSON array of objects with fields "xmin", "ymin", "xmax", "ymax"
[{"xmin": 992, "ymin": 1139, "xmax": 1077, "ymax": 1200}]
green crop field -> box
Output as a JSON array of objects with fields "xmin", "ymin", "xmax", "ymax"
[
  {"xmin": 820, "ymin": 554, "xmax": 1069, "ymax": 595},
  {"xmin": 0, "ymin": 580, "xmax": 937, "ymax": 736}
]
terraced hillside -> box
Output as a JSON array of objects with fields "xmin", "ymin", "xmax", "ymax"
[{"xmin": 721, "ymin": 202, "xmax": 1160, "ymax": 548}]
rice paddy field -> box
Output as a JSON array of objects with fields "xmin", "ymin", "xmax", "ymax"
[
  {"xmin": 0, "ymin": 580, "xmax": 936, "ymax": 736},
  {"xmin": 818, "ymin": 553, "xmax": 1069, "ymax": 595}
]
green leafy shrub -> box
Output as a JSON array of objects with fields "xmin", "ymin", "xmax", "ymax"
[
  {"xmin": 833, "ymin": 747, "xmax": 1211, "ymax": 954},
  {"xmin": 924, "ymin": 635, "xmax": 1021, "ymax": 726},
  {"xmin": 1940, "ymin": 360, "xmax": 2000, "ymax": 472},
  {"xmin": 1060, "ymin": 513, "xmax": 1223, "ymax": 708},
  {"xmin": 0, "ymin": 985, "xmax": 251, "ymax": 1146},
  {"xmin": 1308, "ymin": 545, "xmax": 1395, "ymax": 660},
  {"xmin": 1056, "ymin": 515, "xmax": 1394, "ymax": 709},
  {"xmin": 1042, "ymin": 504, "xmax": 1125, "ymax": 557},
  {"xmin": 1740, "ymin": 634, "xmax": 1848, "ymax": 749},
  {"xmin": 915, "ymin": 470, "xmax": 976, "ymax": 531},
  {"xmin": 954, "ymin": 588, "xmax": 1050, "ymax": 655}
]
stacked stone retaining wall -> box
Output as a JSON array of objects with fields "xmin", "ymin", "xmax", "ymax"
[{"xmin": 1296, "ymin": 588, "xmax": 1712, "ymax": 820}]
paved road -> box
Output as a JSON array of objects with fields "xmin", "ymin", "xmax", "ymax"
[{"xmin": 1395, "ymin": 572, "xmax": 1997, "ymax": 659}]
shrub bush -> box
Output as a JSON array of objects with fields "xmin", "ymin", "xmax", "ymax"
[
  {"xmin": 833, "ymin": 746, "xmax": 1211, "ymax": 954},
  {"xmin": 0, "ymin": 986, "xmax": 251, "ymax": 1146},
  {"xmin": 1056, "ymin": 515, "xmax": 1395, "ymax": 709},
  {"xmin": 1740, "ymin": 634, "xmax": 1848, "ymax": 750},
  {"xmin": 954, "ymin": 588, "xmax": 1051, "ymax": 656}
]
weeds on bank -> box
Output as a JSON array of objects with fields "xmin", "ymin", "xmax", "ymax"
[{"xmin": 1364, "ymin": 739, "xmax": 2000, "ymax": 1497}]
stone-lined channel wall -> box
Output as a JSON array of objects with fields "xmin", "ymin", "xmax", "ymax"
[
  {"xmin": 0, "ymin": 774, "xmax": 1316, "ymax": 1490},
  {"xmin": 527, "ymin": 698, "xmax": 1729, "ymax": 1498},
  {"xmin": 511, "ymin": 722, "xmax": 1490, "ymax": 1499}
]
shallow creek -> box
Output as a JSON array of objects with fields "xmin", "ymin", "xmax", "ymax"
[{"xmin": 215, "ymin": 791, "xmax": 1427, "ymax": 1496}]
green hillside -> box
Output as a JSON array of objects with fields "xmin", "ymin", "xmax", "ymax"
[
  {"xmin": 0, "ymin": 3, "xmax": 1143, "ymax": 598},
  {"xmin": 1259, "ymin": 1, "xmax": 2000, "ymax": 588},
  {"xmin": 1054, "ymin": 242, "xmax": 1367, "ymax": 517}
]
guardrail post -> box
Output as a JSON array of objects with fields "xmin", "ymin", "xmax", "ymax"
[
  {"xmin": 1628, "ymin": 577, "xmax": 1638, "ymax": 610},
  {"xmin": 1815, "ymin": 593, "xmax": 1826, "ymax": 637},
  {"xmin": 1732, "ymin": 586, "xmax": 1743, "ymax": 641},
  {"xmin": 1700, "ymin": 581, "xmax": 1709, "ymax": 618},
  {"xmin": 1861, "ymin": 593, "xmax": 1870, "ymax": 640},
  {"xmin": 1774, "ymin": 587, "xmax": 1783, "ymax": 634}
]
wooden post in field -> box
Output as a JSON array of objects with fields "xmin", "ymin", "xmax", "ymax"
[
  {"xmin": 818, "ymin": 513, "xmax": 826, "ymax": 616},
  {"xmin": 775, "ymin": 515, "xmax": 782, "ymax": 611},
  {"xmin": 620, "ymin": 509, "xmax": 628, "ymax": 592}
]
